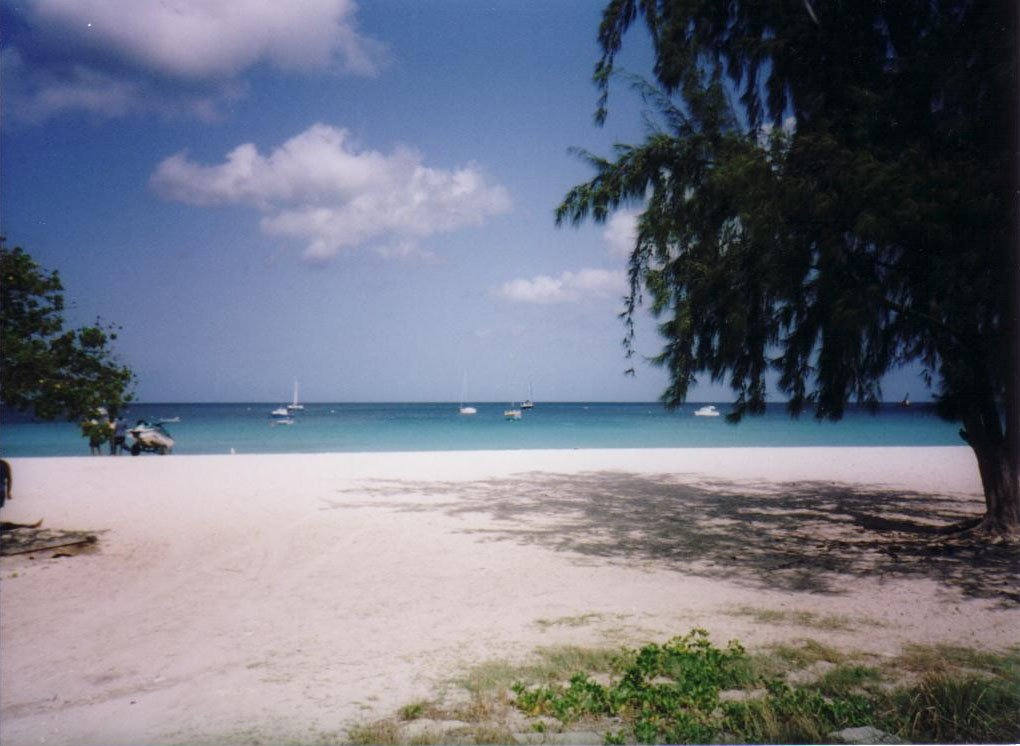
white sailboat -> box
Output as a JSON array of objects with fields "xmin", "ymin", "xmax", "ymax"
[
  {"xmin": 521, "ymin": 382, "xmax": 534, "ymax": 410},
  {"xmin": 287, "ymin": 380, "xmax": 304, "ymax": 411}
]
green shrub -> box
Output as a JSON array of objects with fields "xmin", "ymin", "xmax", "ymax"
[{"xmin": 514, "ymin": 629, "xmax": 766, "ymax": 744}]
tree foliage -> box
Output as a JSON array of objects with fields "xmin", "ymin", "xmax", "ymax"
[
  {"xmin": 560, "ymin": 0, "xmax": 1018, "ymax": 529},
  {"xmin": 1, "ymin": 240, "xmax": 135, "ymax": 420}
]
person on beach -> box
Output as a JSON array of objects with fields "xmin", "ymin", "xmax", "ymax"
[
  {"xmin": 111, "ymin": 416, "xmax": 128, "ymax": 455},
  {"xmin": 81, "ymin": 418, "xmax": 105, "ymax": 455},
  {"xmin": 0, "ymin": 459, "xmax": 11, "ymax": 509}
]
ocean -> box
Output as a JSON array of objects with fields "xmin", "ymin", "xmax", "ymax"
[{"xmin": 0, "ymin": 401, "xmax": 962, "ymax": 457}]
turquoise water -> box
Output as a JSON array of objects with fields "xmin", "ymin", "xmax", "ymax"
[{"xmin": 0, "ymin": 402, "xmax": 961, "ymax": 457}]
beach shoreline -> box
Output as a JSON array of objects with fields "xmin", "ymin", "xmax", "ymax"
[{"xmin": 1, "ymin": 446, "xmax": 1014, "ymax": 745}]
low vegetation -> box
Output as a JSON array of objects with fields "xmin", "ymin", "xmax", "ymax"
[
  {"xmin": 346, "ymin": 631, "xmax": 1020, "ymax": 745},
  {"xmin": 727, "ymin": 605, "xmax": 881, "ymax": 633}
]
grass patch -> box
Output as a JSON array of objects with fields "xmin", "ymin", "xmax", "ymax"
[
  {"xmin": 346, "ymin": 719, "xmax": 401, "ymax": 746},
  {"xmin": 466, "ymin": 724, "xmax": 518, "ymax": 744},
  {"xmin": 765, "ymin": 639, "xmax": 846, "ymax": 670},
  {"xmin": 510, "ymin": 632, "xmax": 1020, "ymax": 744},
  {"xmin": 722, "ymin": 682, "xmax": 873, "ymax": 744},
  {"xmin": 455, "ymin": 645, "xmax": 620, "ymax": 697},
  {"xmin": 895, "ymin": 642, "xmax": 1020, "ymax": 678},
  {"xmin": 346, "ymin": 633, "xmax": 1020, "ymax": 745},
  {"xmin": 729, "ymin": 605, "xmax": 874, "ymax": 632},
  {"xmin": 815, "ymin": 664, "xmax": 884, "ymax": 697},
  {"xmin": 886, "ymin": 669, "xmax": 1020, "ymax": 743},
  {"xmin": 398, "ymin": 700, "xmax": 441, "ymax": 721},
  {"xmin": 534, "ymin": 613, "xmax": 605, "ymax": 630}
]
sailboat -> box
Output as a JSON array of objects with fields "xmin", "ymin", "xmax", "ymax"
[
  {"xmin": 521, "ymin": 382, "xmax": 534, "ymax": 410},
  {"xmin": 287, "ymin": 380, "xmax": 304, "ymax": 411},
  {"xmin": 458, "ymin": 372, "xmax": 477, "ymax": 415}
]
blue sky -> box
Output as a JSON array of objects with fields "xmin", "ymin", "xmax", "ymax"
[{"xmin": 2, "ymin": 0, "xmax": 923, "ymax": 404}]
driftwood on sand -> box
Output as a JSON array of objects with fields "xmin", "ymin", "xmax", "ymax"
[{"xmin": 0, "ymin": 525, "xmax": 100, "ymax": 556}]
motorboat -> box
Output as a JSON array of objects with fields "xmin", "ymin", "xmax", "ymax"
[
  {"xmin": 504, "ymin": 405, "xmax": 522, "ymax": 420},
  {"xmin": 694, "ymin": 405, "xmax": 721, "ymax": 417},
  {"xmin": 270, "ymin": 406, "xmax": 289, "ymax": 417},
  {"xmin": 287, "ymin": 380, "xmax": 304, "ymax": 411},
  {"xmin": 458, "ymin": 372, "xmax": 477, "ymax": 415},
  {"xmin": 129, "ymin": 420, "xmax": 175, "ymax": 455}
]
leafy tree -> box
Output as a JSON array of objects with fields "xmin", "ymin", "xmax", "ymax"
[
  {"xmin": 1, "ymin": 240, "xmax": 134, "ymax": 421},
  {"xmin": 558, "ymin": 1, "xmax": 1018, "ymax": 532}
]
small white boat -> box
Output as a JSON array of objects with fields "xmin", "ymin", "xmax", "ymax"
[
  {"xmin": 287, "ymin": 380, "xmax": 304, "ymax": 411},
  {"xmin": 458, "ymin": 372, "xmax": 477, "ymax": 415},
  {"xmin": 694, "ymin": 405, "xmax": 721, "ymax": 417},
  {"xmin": 270, "ymin": 417, "xmax": 295, "ymax": 426},
  {"xmin": 521, "ymin": 383, "xmax": 534, "ymax": 409},
  {"xmin": 505, "ymin": 405, "xmax": 522, "ymax": 420},
  {"xmin": 270, "ymin": 406, "xmax": 289, "ymax": 417}
]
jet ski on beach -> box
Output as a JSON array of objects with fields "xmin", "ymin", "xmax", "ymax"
[{"xmin": 129, "ymin": 420, "xmax": 175, "ymax": 455}]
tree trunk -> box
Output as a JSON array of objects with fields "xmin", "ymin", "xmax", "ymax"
[
  {"xmin": 990, "ymin": 0, "xmax": 1020, "ymax": 535},
  {"xmin": 969, "ymin": 439, "xmax": 1020, "ymax": 534}
]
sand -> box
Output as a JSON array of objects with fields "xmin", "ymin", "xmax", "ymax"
[{"xmin": 0, "ymin": 447, "xmax": 1016, "ymax": 745}]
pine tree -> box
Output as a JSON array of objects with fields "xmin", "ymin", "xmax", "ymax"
[{"xmin": 560, "ymin": 0, "xmax": 1018, "ymax": 532}]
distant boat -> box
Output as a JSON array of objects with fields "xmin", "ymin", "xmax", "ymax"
[
  {"xmin": 521, "ymin": 383, "xmax": 534, "ymax": 410},
  {"xmin": 504, "ymin": 404, "xmax": 522, "ymax": 420},
  {"xmin": 270, "ymin": 405, "xmax": 289, "ymax": 418},
  {"xmin": 459, "ymin": 372, "xmax": 477, "ymax": 415},
  {"xmin": 694, "ymin": 405, "xmax": 721, "ymax": 417},
  {"xmin": 899, "ymin": 393, "xmax": 911, "ymax": 407},
  {"xmin": 270, "ymin": 416, "xmax": 294, "ymax": 426},
  {"xmin": 287, "ymin": 380, "xmax": 304, "ymax": 411}
]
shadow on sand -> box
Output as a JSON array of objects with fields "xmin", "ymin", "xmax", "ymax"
[{"xmin": 325, "ymin": 471, "xmax": 1018, "ymax": 606}]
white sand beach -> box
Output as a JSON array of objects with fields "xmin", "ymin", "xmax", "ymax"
[{"xmin": 1, "ymin": 447, "xmax": 1016, "ymax": 745}]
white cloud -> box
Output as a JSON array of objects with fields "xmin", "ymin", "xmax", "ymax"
[
  {"xmin": 151, "ymin": 124, "xmax": 511, "ymax": 263},
  {"xmin": 496, "ymin": 269, "xmax": 626, "ymax": 304},
  {"xmin": 603, "ymin": 208, "xmax": 639, "ymax": 257},
  {"xmin": 6, "ymin": 0, "xmax": 384, "ymax": 122},
  {"xmin": 373, "ymin": 240, "xmax": 439, "ymax": 263}
]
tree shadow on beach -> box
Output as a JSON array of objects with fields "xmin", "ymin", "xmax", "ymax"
[{"xmin": 323, "ymin": 471, "xmax": 1018, "ymax": 606}]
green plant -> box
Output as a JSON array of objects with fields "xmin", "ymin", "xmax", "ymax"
[
  {"xmin": 722, "ymin": 680, "xmax": 873, "ymax": 743},
  {"xmin": 887, "ymin": 670, "xmax": 1020, "ymax": 743},
  {"xmin": 816, "ymin": 665, "xmax": 883, "ymax": 697},
  {"xmin": 346, "ymin": 719, "xmax": 400, "ymax": 746},
  {"xmin": 398, "ymin": 701, "xmax": 428, "ymax": 720},
  {"xmin": 513, "ymin": 629, "xmax": 755, "ymax": 743}
]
